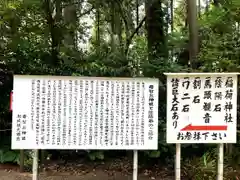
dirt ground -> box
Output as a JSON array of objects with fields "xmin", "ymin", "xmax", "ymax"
[
  {"xmin": 0, "ymin": 170, "xmax": 172, "ymax": 180},
  {"xmin": 0, "ymin": 159, "xmax": 174, "ymax": 180}
]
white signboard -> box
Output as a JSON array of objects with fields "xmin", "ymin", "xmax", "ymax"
[
  {"xmin": 165, "ymin": 73, "xmax": 237, "ymax": 144},
  {"xmin": 11, "ymin": 75, "xmax": 159, "ymax": 150}
]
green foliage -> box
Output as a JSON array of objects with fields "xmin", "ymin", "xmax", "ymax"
[
  {"xmin": 23, "ymin": 151, "xmax": 34, "ymax": 168},
  {"xmin": 198, "ymin": 0, "xmax": 240, "ymax": 72},
  {"xmin": 0, "ymin": 149, "xmax": 20, "ymax": 164},
  {"xmin": 87, "ymin": 151, "xmax": 105, "ymax": 161},
  {"xmin": 144, "ymin": 151, "xmax": 161, "ymax": 158},
  {"xmin": 182, "ymin": 149, "xmax": 217, "ymax": 179},
  {"xmin": 182, "ymin": 148, "xmax": 240, "ymax": 179}
]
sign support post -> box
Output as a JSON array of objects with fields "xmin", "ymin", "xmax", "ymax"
[
  {"xmin": 217, "ymin": 143, "xmax": 224, "ymax": 180},
  {"xmin": 133, "ymin": 150, "xmax": 138, "ymax": 180},
  {"xmin": 32, "ymin": 149, "xmax": 38, "ymax": 180},
  {"xmin": 175, "ymin": 144, "xmax": 181, "ymax": 180}
]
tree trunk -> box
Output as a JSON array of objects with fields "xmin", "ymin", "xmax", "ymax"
[
  {"xmin": 145, "ymin": 0, "xmax": 167, "ymax": 61},
  {"xmin": 136, "ymin": 0, "xmax": 139, "ymax": 35},
  {"xmin": 170, "ymin": 0, "xmax": 174, "ymax": 33},
  {"xmin": 43, "ymin": 0, "xmax": 62, "ymax": 67},
  {"xmin": 205, "ymin": 0, "xmax": 209, "ymax": 12},
  {"xmin": 95, "ymin": 3, "xmax": 100, "ymax": 53},
  {"xmin": 187, "ymin": 0, "xmax": 198, "ymax": 69},
  {"xmin": 63, "ymin": 2, "xmax": 77, "ymax": 49},
  {"xmin": 110, "ymin": 1, "xmax": 115, "ymax": 51},
  {"xmin": 114, "ymin": 2, "xmax": 123, "ymax": 52},
  {"xmin": 198, "ymin": 0, "xmax": 201, "ymax": 18}
]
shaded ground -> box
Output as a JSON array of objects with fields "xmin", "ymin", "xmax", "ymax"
[
  {"xmin": 0, "ymin": 158, "xmax": 174, "ymax": 180},
  {"xmin": 0, "ymin": 170, "xmax": 172, "ymax": 180}
]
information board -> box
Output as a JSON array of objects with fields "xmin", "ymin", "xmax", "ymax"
[
  {"xmin": 11, "ymin": 75, "xmax": 159, "ymax": 150},
  {"xmin": 165, "ymin": 73, "xmax": 237, "ymax": 144}
]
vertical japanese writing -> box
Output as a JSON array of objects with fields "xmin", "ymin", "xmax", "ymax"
[
  {"xmin": 136, "ymin": 82, "xmax": 140, "ymax": 146},
  {"xmin": 13, "ymin": 77, "xmax": 158, "ymax": 149},
  {"xmin": 203, "ymin": 77, "xmax": 212, "ymax": 124},
  {"xmin": 120, "ymin": 82, "xmax": 125, "ymax": 146},
  {"xmin": 68, "ymin": 80, "xmax": 73, "ymax": 146},
  {"xmin": 35, "ymin": 80, "xmax": 40, "ymax": 145},
  {"xmin": 125, "ymin": 82, "xmax": 130, "ymax": 146},
  {"xmin": 115, "ymin": 82, "xmax": 120, "ymax": 146},
  {"xmin": 171, "ymin": 78, "xmax": 179, "ymax": 129},
  {"xmin": 140, "ymin": 82, "xmax": 145, "ymax": 145},
  {"xmin": 105, "ymin": 81, "xmax": 110, "ymax": 146},
  {"xmin": 224, "ymin": 77, "xmax": 233, "ymax": 124},
  {"xmin": 94, "ymin": 81, "xmax": 99, "ymax": 146},
  {"xmin": 73, "ymin": 80, "xmax": 78, "ymax": 146},
  {"xmin": 57, "ymin": 80, "xmax": 62, "ymax": 145},
  {"xmin": 148, "ymin": 85, "xmax": 154, "ymax": 140},
  {"xmin": 52, "ymin": 80, "xmax": 57, "ymax": 145},
  {"xmin": 40, "ymin": 80, "xmax": 46, "ymax": 145},
  {"xmin": 213, "ymin": 77, "xmax": 222, "ymax": 117},
  {"xmin": 168, "ymin": 74, "xmax": 236, "ymax": 143},
  {"xmin": 181, "ymin": 77, "xmax": 190, "ymax": 113},
  {"xmin": 83, "ymin": 80, "xmax": 89, "ymax": 145},
  {"xmin": 16, "ymin": 114, "xmax": 21, "ymax": 141},
  {"xmin": 78, "ymin": 80, "xmax": 83, "ymax": 146},
  {"xmin": 31, "ymin": 80, "xmax": 35, "ymax": 131},
  {"xmin": 99, "ymin": 81, "xmax": 104, "ymax": 146},
  {"xmin": 130, "ymin": 82, "xmax": 135, "ymax": 145},
  {"xmin": 110, "ymin": 81, "xmax": 114, "ymax": 146},
  {"xmin": 15, "ymin": 114, "xmax": 27, "ymax": 141},
  {"xmin": 46, "ymin": 80, "xmax": 51, "ymax": 145},
  {"xmin": 62, "ymin": 81, "xmax": 67, "ymax": 146},
  {"xmin": 89, "ymin": 80, "xmax": 94, "ymax": 145},
  {"xmin": 21, "ymin": 114, "xmax": 27, "ymax": 141}
]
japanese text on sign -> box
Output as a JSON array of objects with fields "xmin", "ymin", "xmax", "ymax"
[
  {"xmin": 11, "ymin": 75, "xmax": 159, "ymax": 150},
  {"xmin": 166, "ymin": 73, "xmax": 237, "ymax": 143}
]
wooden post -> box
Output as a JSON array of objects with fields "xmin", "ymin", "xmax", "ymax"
[
  {"xmin": 175, "ymin": 144, "xmax": 181, "ymax": 180},
  {"xmin": 39, "ymin": 150, "xmax": 45, "ymax": 172},
  {"xmin": 217, "ymin": 144, "xmax": 224, "ymax": 180},
  {"xmin": 133, "ymin": 150, "xmax": 138, "ymax": 180},
  {"xmin": 19, "ymin": 150, "xmax": 24, "ymax": 172},
  {"xmin": 32, "ymin": 149, "xmax": 39, "ymax": 180}
]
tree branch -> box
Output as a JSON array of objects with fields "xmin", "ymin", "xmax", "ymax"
[
  {"xmin": 125, "ymin": 16, "xmax": 146, "ymax": 55},
  {"xmin": 43, "ymin": 0, "xmax": 61, "ymax": 66}
]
